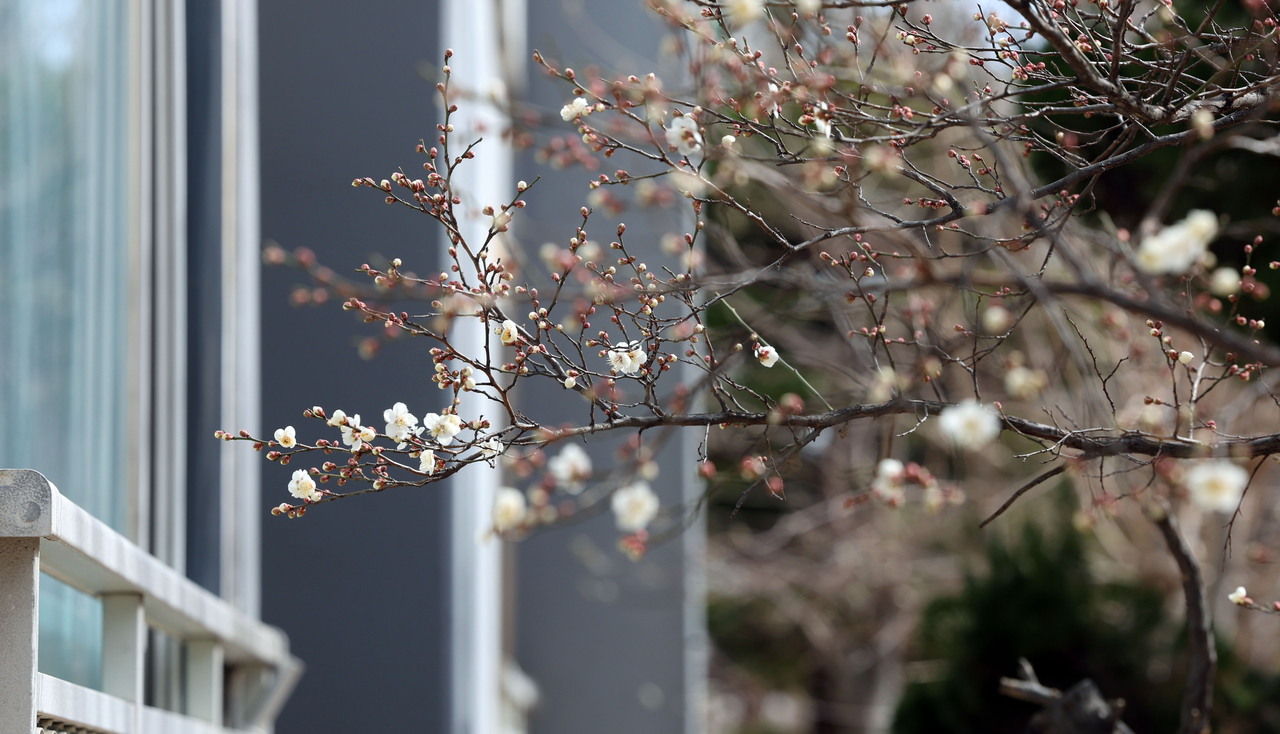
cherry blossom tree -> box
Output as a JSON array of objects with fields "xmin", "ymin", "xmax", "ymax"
[{"xmin": 230, "ymin": 0, "xmax": 1280, "ymax": 729}]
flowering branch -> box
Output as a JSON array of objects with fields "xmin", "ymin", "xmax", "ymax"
[{"xmin": 238, "ymin": 5, "xmax": 1280, "ymax": 709}]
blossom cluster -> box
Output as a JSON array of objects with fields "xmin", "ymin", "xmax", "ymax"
[{"xmin": 1134, "ymin": 211, "xmax": 1219, "ymax": 276}]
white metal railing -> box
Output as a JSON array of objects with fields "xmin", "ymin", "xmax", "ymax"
[{"xmin": 0, "ymin": 469, "xmax": 301, "ymax": 734}]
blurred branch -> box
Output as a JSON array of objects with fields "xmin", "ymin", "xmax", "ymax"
[
  {"xmin": 1000, "ymin": 658, "xmax": 1136, "ymax": 734},
  {"xmin": 1151, "ymin": 500, "xmax": 1216, "ymax": 734}
]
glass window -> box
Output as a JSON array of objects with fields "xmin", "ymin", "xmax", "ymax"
[
  {"xmin": 0, "ymin": 0, "xmax": 133, "ymax": 530},
  {"xmin": 37, "ymin": 574, "xmax": 104, "ymax": 690},
  {"xmin": 1, "ymin": 0, "xmax": 135, "ymax": 691}
]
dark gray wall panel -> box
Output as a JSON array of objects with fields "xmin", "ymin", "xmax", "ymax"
[{"xmin": 257, "ymin": 1, "xmax": 445, "ymax": 731}]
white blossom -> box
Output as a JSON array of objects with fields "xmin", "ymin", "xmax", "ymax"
[
  {"xmin": 339, "ymin": 414, "xmax": 376, "ymax": 452},
  {"xmin": 479, "ymin": 437, "xmax": 506, "ymax": 460},
  {"xmin": 721, "ymin": 134, "xmax": 736, "ymax": 147},
  {"xmin": 812, "ymin": 102, "xmax": 832, "ymax": 138},
  {"xmin": 664, "ymin": 116, "xmax": 703, "ymax": 157},
  {"xmin": 608, "ymin": 341, "xmax": 645, "ymax": 374},
  {"xmin": 725, "ymin": 0, "xmax": 765, "ymax": 21},
  {"xmin": 496, "ymin": 319, "xmax": 520, "ymax": 345},
  {"xmin": 763, "ymin": 83, "xmax": 780, "ymax": 117},
  {"xmin": 612, "ymin": 481, "xmax": 660, "ymax": 533},
  {"xmin": 1228, "ymin": 586, "xmax": 1249, "ymax": 605},
  {"xmin": 577, "ymin": 240, "xmax": 602, "ymax": 262},
  {"xmin": 868, "ymin": 368, "xmax": 901, "ymax": 403},
  {"xmin": 1178, "ymin": 351, "xmax": 1195, "ymax": 365},
  {"xmin": 938, "ymin": 401, "xmax": 1002, "ymax": 450},
  {"xmin": 924, "ymin": 485, "xmax": 945, "ymax": 513},
  {"xmin": 491, "ymin": 209, "xmax": 513, "ymax": 231},
  {"xmin": 639, "ymin": 460, "xmax": 660, "ymax": 481},
  {"xmin": 1185, "ymin": 460, "xmax": 1248, "ymax": 513},
  {"xmin": 1193, "ymin": 108, "xmax": 1215, "ymax": 139},
  {"xmin": 288, "ymin": 469, "xmax": 320, "ymax": 502},
  {"xmin": 1184, "ymin": 209, "xmax": 1219, "ymax": 241},
  {"xmin": 981, "ymin": 305, "xmax": 1014, "ymax": 334},
  {"xmin": 1134, "ymin": 210, "xmax": 1219, "ymax": 275},
  {"xmin": 1004, "ymin": 366, "xmax": 1048, "ymax": 400},
  {"xmin": 563, "ymin": 376, "xmax": 576, "ymax": 389},
  {"xmin": 418, "ymin": 449, "xmax": 437, "ymax": 476},
  {"xmin": 326, "ymin": 409, "xmax": 348, "ymax": 427},
  {"xmin": 274, "ymin": 426, "xmax": 297, "ymax": 449},
  {"xmin": 382, "ymin": 402, "xmax": 419, "ymax": 446},
  {"xmin": 423, "ymin": 412, "xmax": 464, "ymax": 445},
  {"xmin": 871, "ymin": 458, "xmax": 906, "ymax": 504},
  {"xmin": 548, "ymin": 444, "xmax": 593, "ymax": 494},
  {"xmin": 1209, "ymin": 267, "xmax": 1241, "ymax": 296},
  {"xmin": 493, "ymin": 487, "xmax": 527, "ymax": 533},
  {"xmin": 755, "ymin": 345, "xmax": 780, "ymax": 368},
  {"xmin": 560, "ymin": 96, "xmax": 590, "ymax": 122}
]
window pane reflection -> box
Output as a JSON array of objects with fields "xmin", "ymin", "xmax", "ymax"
[{"xmin": 1, "ymin": 0, "xmax": 133, "ymax": 689}]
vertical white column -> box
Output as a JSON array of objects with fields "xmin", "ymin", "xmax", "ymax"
[
  {"xmin": 219, "ymin": 0, "xmax": 263, "ymax": 618},
  {"xmin": 150, "ymin": 0, "xmax": 190, "ymax": 576},
  {"xmin": 128, "ymin": 0, "xmax": 156, "ymax": 550},
  {"xmin": 441, "ymin": 0, "xmax": 518, "ymax": 730},
  {"xmin": 102, "ymin": 593, "xmax": 145, "ymax": 729},
  {"xmin": 0, "ymin": 538, "xmax": 39, "ymax": 734},
  {"xmin": 186, "ymin": 639, "xmax": 225, "ymax": 725}
]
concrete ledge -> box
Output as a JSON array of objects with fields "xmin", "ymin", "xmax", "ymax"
[
  {"xmin": 0, "ymin": 470, "xmax": 53, "ymax": 538},
  {"xmin": 38, "ymin": 673, "xmax": 272, "ymax": 734},
  {"xmin": 2, "ymin": 471, "xmax": 302, "ymax": 731},
  {"xmin": 37, "ymin": 674, "xmax": 135, "ymax": 734}
]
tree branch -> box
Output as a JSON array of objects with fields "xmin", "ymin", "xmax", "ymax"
[{"xmin": 1151, "ymin": 500, "xmax": 1216, "ymax": 734}]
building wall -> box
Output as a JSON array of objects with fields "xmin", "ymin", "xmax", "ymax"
[{"xmin": 257, "ymin": 2, "xmax": 448, "ymax": 731}]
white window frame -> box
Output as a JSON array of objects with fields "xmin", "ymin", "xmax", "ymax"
[
  {"xmin": 148, "ymin": 0, "xmax": 262, "ymax": 612},
  {"xmin": 216, "ymin": 0, "xmax": 263, "ymax": 619}
]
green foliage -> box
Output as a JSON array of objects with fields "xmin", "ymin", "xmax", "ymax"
[
  {"xmin": 1214, "ymin": 639, "xmax": 1280, "ymax": 733},
  {"xmin": 893, "ymin": 508, "xmax": 1179, "ymax": 734},
  {"xmin": 708, "ymin": 596, "xmax": 815, "ymax": 691},
  {"xmin": 892, "ymin": 500, "xmax": 1280, "ymax": 734}
]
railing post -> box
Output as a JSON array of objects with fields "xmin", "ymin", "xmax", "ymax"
[
  {"xmin": 186, "ymin": 639, "xmax": 224, "ymax": 725},
  {"xmin": 0, "ymin": 537, "xmax": 39, "ymax": 734},
  {"xmin": 102, "ymin": 592, "xmax": 145, "ymax": 730}
]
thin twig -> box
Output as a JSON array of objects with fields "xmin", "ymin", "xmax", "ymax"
[{"xmin": 979, "ymin": 464, "xmax": 1069, "ymax": 528}]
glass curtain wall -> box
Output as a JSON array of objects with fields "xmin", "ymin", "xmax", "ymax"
[{"xmin": 0, "ymin": 0, "xmax": 134, "ymax": 690}]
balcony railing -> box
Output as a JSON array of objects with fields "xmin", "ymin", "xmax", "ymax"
[{"xmin": 0, "ymin": 469, "xmax": 301, "ymax": 734}]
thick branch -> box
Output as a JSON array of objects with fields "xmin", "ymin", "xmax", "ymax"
[
  {"xmin": 519, "ymin": 398, "xmax": 1280, "ymax": 460},
  {"xmin": 1152, "ymin": 501, "xmax": 1216, "ymax": 734},
  {"xmin": 1000, "ymin": 659, "xmax": 1136, "ymax": 734}
]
